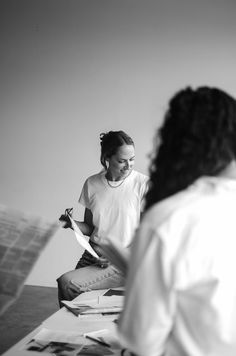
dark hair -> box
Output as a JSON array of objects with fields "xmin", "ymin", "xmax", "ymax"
[
  {"xmin": 100, "ymin": 130, "xmax": 134, "ymax": 169},
  {"xmin": 145, "ymin": 86, "xmax": 236, "ymax": 211}
]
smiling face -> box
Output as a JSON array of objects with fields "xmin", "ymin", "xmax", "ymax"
[{"xmin": 106, "ymin": 144, "xmax": 135, "ymax": 181}]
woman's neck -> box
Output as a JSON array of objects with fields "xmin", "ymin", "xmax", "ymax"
[{"xmin": 105, "ymin": 171, "xmax": 122, "ymax": 182}]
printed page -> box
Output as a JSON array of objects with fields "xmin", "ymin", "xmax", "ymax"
[
  {"xmin": 68, "ymin": 216, "xmax": 99, "ymax": 258},
  {"xmin": 0, "ymin": 204, "xmax": 59, "ymax": 316}
]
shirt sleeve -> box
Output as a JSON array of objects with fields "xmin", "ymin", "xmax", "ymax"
[
  {"xmin": 78, "ymin": 179, "xmax": 90, "ymax": 209},
  {"xmin": 117, "ymin": 222, "xmax": 174, "ymax": 356}
]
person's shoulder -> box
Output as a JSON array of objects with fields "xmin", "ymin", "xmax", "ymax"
[
  {"xmin": 132, "ymin": 170, "xmax": 149, "ymax": 182},
  {"xmin": 142, "ymin": 178, "xmax": 207, "ymax": 228},
  {"xmin": 143, "ymin": 175, "xmax": 233, "ymax": 228},
  {"xmin": 84, "ymin": 170, "xmax": 105, "ymax": 185}
]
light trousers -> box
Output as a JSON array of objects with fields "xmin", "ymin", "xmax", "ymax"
[{"xmin": 57, "ymin": 249, "xmax": 125, "ymax": 306}]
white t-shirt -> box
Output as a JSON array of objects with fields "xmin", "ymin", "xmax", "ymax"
[
  {"xmin": 118, "ymin": 176, "xmax": 236, "ymax": 356},
  {"xmin": 79, "ymin": 169, "xmax": 149, "ymax": 247}
]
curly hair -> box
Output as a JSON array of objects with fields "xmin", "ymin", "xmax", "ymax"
[
  {"xmin": 145, "ymin": 86, "xmax": 236, "ymax": 211},
  {"xmin": 100, "ymin": 130, "xmax": 134, "ymax": 169}
]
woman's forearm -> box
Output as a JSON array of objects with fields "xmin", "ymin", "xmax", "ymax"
[{"xmin": 74, "ymin": 220, "xmax": 94, "ymax": 236}]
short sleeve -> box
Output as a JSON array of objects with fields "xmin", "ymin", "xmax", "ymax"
[{"xmin": 78, "ymin": 179, "xmax": 90, "ymax": 209}]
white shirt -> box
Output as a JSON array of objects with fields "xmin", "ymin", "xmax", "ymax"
[
  {"xmin": 79, "ymin": 169, "xmax": 149, "ymax": 247},
  {"xmin": 118, "ymin": 176, "xmax": 236, "ymax": 356}
]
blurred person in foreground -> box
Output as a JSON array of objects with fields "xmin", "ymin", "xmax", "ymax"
[{"xmin": 118, "ymin": 86, "xmax": 236, "ymax": 356}]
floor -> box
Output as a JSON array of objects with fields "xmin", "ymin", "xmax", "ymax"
[{"xmin": 0, "ymin": 285, "xmax": 59, "ymax": 355}]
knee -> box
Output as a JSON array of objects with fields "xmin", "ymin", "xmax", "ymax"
[
  {"xmin": 57, "ymin": 270, "xmax": 84, "ymax": 302},
  {"xmin": 57, "ymin": 272, "xmax": 71, "ymax": 290},
  {"xmin": 57, "ymin": 271, "xmax": 75, "ymax": 303}
]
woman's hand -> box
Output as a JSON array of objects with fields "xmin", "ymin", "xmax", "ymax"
[
  {"xmin": 93, "ymin": 257, "xmax": 110, "ymax": 269},
  {"xmin": 91, "ymin": 243, "xmax": 110, "ymax": 268},
  {"xmin": 59, "ymin": 208, "xmax": 73, "ymax": 229},
  {"xmin": 78, "ymin": 249, "xmax": 110, "ymax": 269}
]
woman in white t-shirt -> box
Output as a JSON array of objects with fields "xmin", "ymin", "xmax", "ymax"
[{"xmin": 57, "ymin": 130, "xmax": 148, "ymax": 304}]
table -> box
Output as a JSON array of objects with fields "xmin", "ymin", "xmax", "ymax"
[{"xmin": 2, "ymin": 288, "xmax": 124, "ymax": 356}]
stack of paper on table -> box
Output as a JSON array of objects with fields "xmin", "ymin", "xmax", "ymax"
[
  {"xmin": 37, "ymin": 289, "xmax": 124, "ymax": 355},
  {"xmin": 61, "ymin": 287, "xmax": 124, "ymax": 317}
]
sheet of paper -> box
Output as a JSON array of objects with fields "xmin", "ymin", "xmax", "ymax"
[
  {"xmin": 62, "ymin": 287, "xmax": 124, "ymax": 318},
  {"xmin": 72, "ymin": 288, "xmax": 123, "ymax": 305},
  {"xmin": 77, "ymin": 313, "xmax": 118, "ymax": 321},
  {"xmin": 62, "ymin": 300, "xmax": 87, "ymax": 309},
  {"xmin": 0, "ymin": 204, "xmax": 59, "ymax": 316},
  {"xmin": 97, "ymin": 296, "xmax": 124, "ymax": 307},
  {"xmin": 21, "ymin": 328, "xmax": 84, "ymax": 355},
  {"xmin": 80, "ymin": 306, "xmax": 122, "ymax": 315},
  {"xmin": 62, "ymin": 299, "xmax": 122, "ymax": 314},
  {"xmin": 84, "ymin": 326, "xmax": 122, "ymax": 349},
  {"xmin": 33, "ymin": 327, "xmax": 84, "ymax": 343},
  {"xmin": 68, "ymin": 216, "xmax": 99, "ymax": 258}
]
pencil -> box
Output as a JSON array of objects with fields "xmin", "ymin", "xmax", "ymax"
[{"xmin": 85, "ymin": 335, "xmax": 111, "ymax": 348}]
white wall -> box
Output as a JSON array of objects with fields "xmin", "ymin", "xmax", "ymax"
[{"xmin": 1, "ymin": 0, "xmax": 236, "ymax": 286}]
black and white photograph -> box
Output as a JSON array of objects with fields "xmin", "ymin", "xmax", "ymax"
[{"xmin": 1, "ymin": 1, "xmax": 236, "ymax": 355}]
